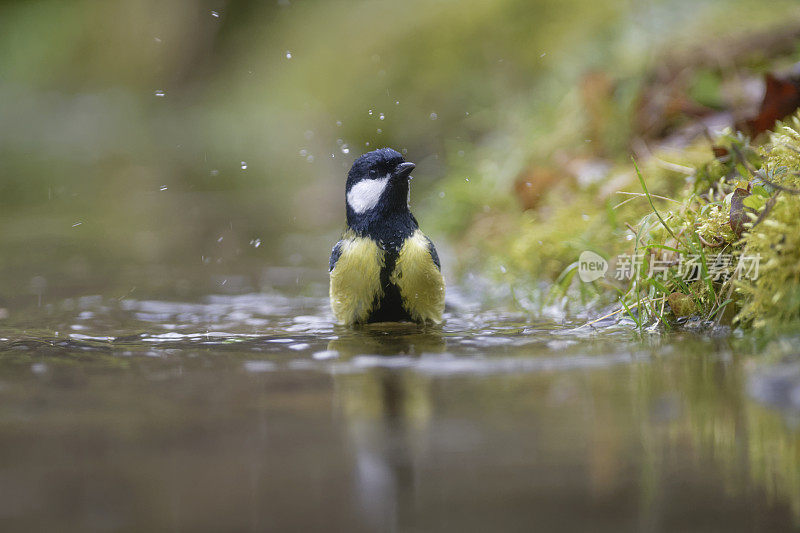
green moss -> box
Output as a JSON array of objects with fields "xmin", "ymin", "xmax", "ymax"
[
  {"xmin": 695, "ymin": 204, "xmax": 737, "ymax": 245},
  {"xmin": 445, "ymin": 107, "xmax": 800, "ymax": 331},
  {"xmin": 734, "ymin": 118, "xmax": 800, "ymax": 329},
  {"xmin": 668, "ymin": 292, "xmax": 696, "ymax": 317},
  {"xmin": 619, "ymin": 116, "xmax": 800, "ymax": 330}
]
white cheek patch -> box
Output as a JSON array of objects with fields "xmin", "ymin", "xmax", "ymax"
[{"xmin": 347, "ymin": 176, "xmax": 390, "ymax": 214}]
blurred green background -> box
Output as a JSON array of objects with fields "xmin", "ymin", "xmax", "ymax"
[{"xmin": 2, "ymin": 0, "xmax": 799, "ymax": 310}]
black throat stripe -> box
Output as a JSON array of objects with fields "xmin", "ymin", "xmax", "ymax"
[{"xmin": 366, "ymin": 242, "xmax": 412, "ymax": 323}]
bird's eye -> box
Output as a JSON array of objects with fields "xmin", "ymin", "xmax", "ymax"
[{"xmin": 369, "ymin": 169, "xmax": 378, "ymax": 178}]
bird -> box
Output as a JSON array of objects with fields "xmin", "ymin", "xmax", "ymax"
[{"xmin": 329, "ymin": 148, "xmax": 445, "ymax": 325}]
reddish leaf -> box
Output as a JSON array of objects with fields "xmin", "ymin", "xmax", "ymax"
[{"xmin": 742, "ymin": 73, "xmax": 800, "ymax": 136}]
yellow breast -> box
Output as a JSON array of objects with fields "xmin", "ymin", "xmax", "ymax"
[
  {"xmin": 390, "ymin": 230, "xmax": 445, "ymax": 324},
  {"xmin": 329, "ymin": 232, "xmax": 384, "ymax": 324}
]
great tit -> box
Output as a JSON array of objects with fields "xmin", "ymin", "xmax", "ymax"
[{"xmin": 329, "ymin": 148, "xmax": 445, "ymax": 325}]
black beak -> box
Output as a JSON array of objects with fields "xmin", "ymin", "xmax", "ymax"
[{"xmin": 392, "ymin": 162, "xmax": 415, "ymax": 179}]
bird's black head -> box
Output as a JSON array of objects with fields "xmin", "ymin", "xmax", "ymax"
[{"xmin": 345, "ymin": 148, "xmax": 416, "ymax": 230}]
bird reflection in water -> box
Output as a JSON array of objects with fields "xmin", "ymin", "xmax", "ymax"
[{"xmin": 328, "ymin": 322, "xmax": 445, "ymax": 530}]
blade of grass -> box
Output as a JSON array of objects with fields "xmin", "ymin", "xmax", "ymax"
[
  {"xmin": 632, "ymin": 158, "xmax": 688, "ymax": 249},
  {"xmin": 709, "ymin": 298, "xmax": 733, "ymax": 322},
  {"xmin": 620, "ymin": 298, "xmax": 641, "ymax": 329}
]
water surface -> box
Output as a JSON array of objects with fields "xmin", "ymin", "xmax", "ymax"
[{"xmin": 1, "ymin": 287, "xmax": 799, "ymax": 532}]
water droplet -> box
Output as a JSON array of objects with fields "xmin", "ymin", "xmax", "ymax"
[
  {"xmin": 154, "ymin": 90, "xmax": 165, "ymax": 97},
  {"xmin": 376, "ymin": 128, "xmax": 382, "ymax": 134},
  {"xmin": 540, "ymin": 52, "xmax": 547, "ymax": 58},
  {"xmin": 465, "ymin": 111, "xmax": 470, "ymax": 116},
  {"xmin": 299, "ymin": 149, "xmax": 308, "ymax": 157},
  {"xmin": 306, "ymin": 155, "xmax": 314, "ymax": 162},
  {"xmin": 249, "ymin": 238, "xmax": 262, "ymax": 248},
  {"xmin": 217, "ymin": 236, "xmax": 224, "ymax": 243},
  {"xmin": 154, "ymin": 37, "xmax": 162, "ymax": 43},
  {"xmin": 285, "ymin": 51, "xmax": 292, "ymax": 59},
  {"xmin": 379, "ymin": 113, "xmax": 385, "ymax": 120},
  {"xmin": 395, "ymin": 100, "xmax": 400, "ymax": 105},
  {"xmin": 438, "ymin": 191, "xmax": 445, "ymax": 198},
  {"xmin": 160, "ymin": 185, "xmax": 168, "ymax": 191},
  {"xmin": 72, "ymin": 222, "xmax": 82, "ymax": 228},
  {"xmin": 368, "ymin": 109, "xmax": 373, "ymax": 116},
  {"xmin": 336, "ymin": 120, "xmax": 342, "ymax": 127},
  {"xmin": 429, "ymin": 112, "xmax": 438, "ymax": 120},
  {"xmin": 499, "ymin": 265, "xmax": 507, "ymax": 273},
  {"xmin": 210, "ymin": 169, "xmax": 219, "ymax": 176},
  {"xmin": 365, "ymin": 141, "xmax": 370, "ymax": 147},
  {"xmin": 240, "ymin": 161, "xmax": 247, "ymax": 170},
  {"xmin": 330, "ymin": 153, "xmax": 335, "ymax": 158},
  {"xmin": 211, "ymin": 10, "xmax": 220, "ymax": 18},
  {"xmin": 465, "ymin": 177, "xmax": 470, "ymax": 182},
  {"xmin": 341, "ymin": 144, "xmax": 350, "ymax": 154},
  {"xmin": 401, "ymin": 148, "xmax": 407, "ymax": 154},
  {"xmin": 458, "ymin": 150, "xmax": 465, "ymax": 157},
  {"xmin": 336, "ymin": 138, "xmax": 343, "ymax": 145}
]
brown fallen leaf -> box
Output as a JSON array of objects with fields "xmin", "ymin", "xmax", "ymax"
[
  {"xmin": 712, "ymin": 145, "xmax": 729, "ymax": 158},
  {"xmin": 513, "ymin": 167, "xmax": 563, "ymax": 210},
  {"xmin": 740, "ymin": 72, "xmax": 800, "ymax": 137},
  {"xmin": 729, "ymin": 187, "xmax": 752, "ymax": 238}
]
